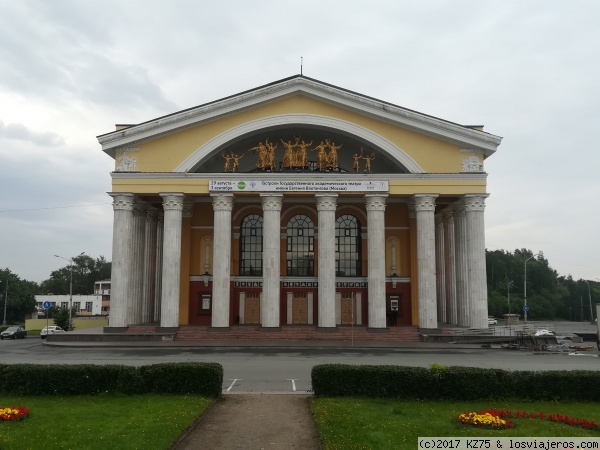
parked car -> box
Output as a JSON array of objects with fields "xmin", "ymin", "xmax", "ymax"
[
  {"xmin": 40, "ymin": 326, "xmax": 65, "ymax": 339},
  {"xmin": 487, "ymin": 317, "xmax": 498, "ymax": 325},
  {"xmin": 1, "ymin": 326, "xmax": 27, "ymax": 340}
]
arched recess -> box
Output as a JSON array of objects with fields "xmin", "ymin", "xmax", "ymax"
[{"xmin": 175, "ymin": 114, "xmax": 425, "ymax": 173}]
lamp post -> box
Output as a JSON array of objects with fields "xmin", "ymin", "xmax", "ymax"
[
  {"xmin": 54, "ymin": 254, "xmax": 79, "ymax": 331},
  {"xmin": 1, "ymin": 280, "xmax": 7, "ymax": 325},
  {"xmin": 584, "ymin": 279, "xmax": 593, "ymax": 323},
  {"xmin": 524, "ymin": 253, "xmax": 540, "ymax": 323},
  {"xmin": 507, "ymin": 280, "xmax": 514, "ymax": 316}
]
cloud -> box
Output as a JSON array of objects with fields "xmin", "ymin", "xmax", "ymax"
[{"xmin": 0, "ymin": 121, "xmax": 65, "ymax": 147}]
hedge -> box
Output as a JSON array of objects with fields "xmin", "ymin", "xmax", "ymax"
[
  {"xmin": 311, "ymin": 364, "xmax": 600, "ymax": 401},
  {"xmin": 0, "ymin": 362, "xmax": 223, "ymax": 397}
]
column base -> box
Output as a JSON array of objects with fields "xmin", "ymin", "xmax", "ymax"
[
  {"xmin": 155, "ymin": 327, "xmax": 179, "ymax": 333},
  {"xmin": 316, "ymin": 327, "xmax": 338, "ymax": 332},
  {"xmin": 208, "ymin": 326, "xmax": 231, "ymax": 332},
  {"xmin": 103, "ymin": 326, "xmax": 128, "ymax": 333},
  {"xmin": 367, "ymin": 327, "xmax": 390, "ymax": 333}
]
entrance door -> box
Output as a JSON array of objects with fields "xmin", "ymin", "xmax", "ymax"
[
  {"xmin": 292, "ymin": 293, "xmax": 308, "ymax": 324},
  {"xmin": 340, "ymin": 293, "xmax": 355, "ymax": 325},
  {"xmin": 245, "ymin": 293, "xmax": 260, "ymax": 325}
]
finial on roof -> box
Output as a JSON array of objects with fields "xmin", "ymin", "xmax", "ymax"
[{"xmin": 301, "ymin": 56, "xmax": 303, "ymax": 75}]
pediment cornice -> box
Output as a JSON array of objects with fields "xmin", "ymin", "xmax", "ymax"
[{"xmin": 98, "ymin": 76, "xmax": 502, "ymax": 157}]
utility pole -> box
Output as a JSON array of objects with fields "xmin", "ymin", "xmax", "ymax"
[
  {"xmin": 2, "ymin": 280, "xmax": 7, "ymax": 325},
  {"xmin": 584, "ymin": 280, "xmax": 593, "ymax": 322},
  {"xmin": 524, "ymin": 253, "xmax": 540, "ymax": 323}
]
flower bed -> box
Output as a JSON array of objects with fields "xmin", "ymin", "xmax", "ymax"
[
  {"xmin": 457, "ymin": 408, "xmax": 600, "ymax": 432},
  {"xmin": 0, "ymin": 406, "xmax": 30, "ymax": 422}
]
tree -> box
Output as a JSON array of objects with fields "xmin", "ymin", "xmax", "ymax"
[
  {"xmin": 0, "ymin": 268, "xmax": 37, "ymax": 324},
  {"xmin": 39, "ymin": 254, "xmax": 111, "ymax": 295},
  {"xmin": 53, "ymin": 307, "xmax": 76, "ymax": 330}
]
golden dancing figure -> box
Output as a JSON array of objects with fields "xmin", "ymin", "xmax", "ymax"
[
  {"xmin": 352, "ymin": 148, "xmax": 363, "ymax": 173},
  {"xmin": 222, "ymin": 152, "xmax": 232, "ymax": 172},
  {"xmin": 264, "ymin": 139, "xmax": 277, "ymax": 171},
  {"xmin": 231, "ymin": 153, "xmax": 244, "ymax": 172},
  {"xmin": 295, "ymin": 139, "xmax": 312, "ymax": 168},
  {"xmin": 326, "ymin": 140, "xmax": 342, "ymax": 170},
  {"xmin": 312, "ymin": 141, "xmax": 329, "ymax": 171},
  {"xmin": 249, "ymin": 141, "xmax": 268, "ymax": 169},
  {"xmin": 362, "ymin": 153, "xmax": 375, "ymax": 173},
  {"xmin": 281, "ymin": 139, "xmax": 296, "ymax": 169}
]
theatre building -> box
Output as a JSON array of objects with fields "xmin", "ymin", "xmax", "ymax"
[{"xmin": 97, "ymin": 75, "xmax": 502, "ymax": 340}]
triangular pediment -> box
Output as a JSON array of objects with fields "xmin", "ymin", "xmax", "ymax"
[{"xmin": 98, "ymin": 75, "xmax": 502, "ymax": 164}]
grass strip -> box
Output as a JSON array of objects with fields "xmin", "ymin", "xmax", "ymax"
[
  {"xmin": 310, "ymin": 398, "xmax": 600, "ymax": 450},
  {"xmin": 0, "ymin": 394, "xmax": 211, "ymax": 450}
]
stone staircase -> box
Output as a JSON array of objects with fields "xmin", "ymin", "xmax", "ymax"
[{"xmin": 175, "ymin": 325, "xmax": 422, "ymax": 343}]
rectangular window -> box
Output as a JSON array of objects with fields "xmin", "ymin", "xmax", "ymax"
[
  {"xmin": 61, "ymin": 302, "xmax": 68, "ymax": 309},
  {"xmin": 73, "ymin": 302, "xmax": 81, "ymax": 310},
  {"xmin": 86, "ymin": 302, "xmax": 93, "ymax": 312}
]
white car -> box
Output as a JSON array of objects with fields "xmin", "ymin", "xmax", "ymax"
[
  {"xmin": 40, "ymin": 326, "xmax": 66, "ymax": 339},
  {"xmin": 488, "ymin": 317, "xmax": 498, "ymax": 325}
]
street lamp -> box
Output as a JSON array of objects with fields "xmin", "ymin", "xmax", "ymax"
[
  {"xmin": 524, "ymin": 253, "xmax": 540, "ymax": 323},
  {"xmin": 1, "ymin": 279, "xmax": 7, "ymax": 325},
  {"xmin": 54, "ymin": 253, "xmax": 83, "ymax": 331},
  {"xmin": 584, "ymin": 280, "xmax": 593, "ymax": 323},
  {"xmin": 507, "ymin": 280, "xmax": 514, "ymax": 316}
]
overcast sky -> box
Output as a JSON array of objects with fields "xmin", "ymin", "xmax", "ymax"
[{"xmin": 1, "ymin": 1, "xmax": 598, "ymax": 284}]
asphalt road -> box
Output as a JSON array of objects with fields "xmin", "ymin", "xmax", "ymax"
[{"xmin": 1, "ymin": 335, "xmax": 598, "ymax": 393}]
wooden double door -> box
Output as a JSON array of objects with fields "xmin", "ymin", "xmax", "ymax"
[{"xmin": 292, "ymin": 293, "xmax": 308, "ymax": 324}]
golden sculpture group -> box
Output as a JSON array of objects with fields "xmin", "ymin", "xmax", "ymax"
[{"xmin": 222, "ymin": 136, "xmax": 375, "ymax": 173}]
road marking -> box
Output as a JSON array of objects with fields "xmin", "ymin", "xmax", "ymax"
[
  {"xmin": 287, "ymin": 379, "xmax": 297, "ymax": 392},
  {"xmin": 225, "ymin": 379, "xmax": 241, "ymax": 392}
]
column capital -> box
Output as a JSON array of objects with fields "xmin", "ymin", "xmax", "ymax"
[
  {"xmin": 182, "ymin": 200, "xmax": 194, "ymax": 218},
  {"xmin": 463, "ymin": 194, "xmax": 489, "ymax": 212},
  {"xmin": 413, "ymin": 194, "xmax": 438, "ymax": 211},
  {"xmin": 365, "ymin": 194, "xmax": 388, "ymax": 212},
  {"xmin": 160, "ymin": 193, "xmax": 185, "ymax": 211},
  {"xmin": 132, "ymin": 201, "xmax": 147, "ymax": 217},
  {"xmin": 315, "ymin": 194, "xmax": 338, "ymax": 211},
  {"xmin": 441, "ymin": 207, "xmax": 454, "ymax": 222},
  {"xmin": 109, "ymin": 193, "xmax": 135, "ymax": 211},
  {"xmin": 260, "ymin": 193, "xmax": 283, "ymax": 211},
  {"xmin": 146, "ymin": 207, "xmax": 160, "ymax": 221},
  {"xmin": 210, "ymin": 193, "xmax": 234, "ymax": 211}
]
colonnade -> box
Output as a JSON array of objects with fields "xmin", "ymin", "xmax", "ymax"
[{"xmin": 108, "ymin": 191, "xmax": 488, "ymax": 330}]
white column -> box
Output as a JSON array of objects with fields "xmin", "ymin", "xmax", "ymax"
[
  {"xmin": 211, "ymin": 194, "xmax": 233, "ymax": 328},
  {"xmin": 435, "ymin": 214, "xmax": 446, "ymax": 323},
  {"xmin": 414, "ymin": 194, "xmax": 438, "ymax": 329},
  {"xmin": 366, "ymin": 194, "xmax": 388, "ymax": 328},
  {"xmin": 160, "ymin": 193, "xmax": 184, "ymax": 328},
  {"xmin": 108, "ymin": 193, "xmax": 134, "ymax": 328},
  {"xmin": 261, "ymin": 194, "xmax": 283, "ymax": 328},
  {"xmin": 203, "ymin": 237, "xmax": 212, "ymax": 274},
  {"xmin": 442, "ymin": 208, "xmax": 458, "ymax": 325},
  {"xmin": 129, "ymin": 202, "xmax": 146, "ymax": 324},
  {"xmin": 316, "ymin": 194, "xmax": 337, "ymax": 328},
  {"xmin": 142, "ymin": 208, "xmax": 158, "ymax": 324},
  {"xmin": 153, "ymin": 213, "xmax": 164, "ymax": 323},
  {"xmin": 464, "ymin": 194, "xmax": 489, "ymax": 328},
  {"xmin": 453, "ymin": 201, "xmax": 469, "ymax": 326}
]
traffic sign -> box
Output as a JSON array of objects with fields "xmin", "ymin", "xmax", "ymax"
[
  {"xmin": 43, "ymin": 301, "xmax": 51, "ymax": 309},
  {"xmin": 523, "ymin": 305, "xmax": 529, "ymax": 312}
]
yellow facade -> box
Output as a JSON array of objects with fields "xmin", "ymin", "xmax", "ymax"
[{"xmin": 99, "ymin": 75, "xmax": 501, "ymax": 332}]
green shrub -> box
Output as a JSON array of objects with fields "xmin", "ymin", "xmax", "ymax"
[
  {"xmin": 140, "ymin": 362, "xmax": 223, "ymax": 396},
  {"xmin": 311, "ymin": 364, "xmax": 600, "ymax": 401},
  {"xmin": 0, "ymin": 362, "xmax": 223, "ymax": 396}
]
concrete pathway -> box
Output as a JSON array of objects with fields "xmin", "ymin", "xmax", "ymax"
[{"xmin": 173, "ymin": 394, "xmax": 321, "ymax": 450}]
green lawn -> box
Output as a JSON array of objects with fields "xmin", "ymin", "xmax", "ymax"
[
  {"xmin": 0, "ymin": 395, "xmax": 212, "ymax": 450},
  {"xmin": 310, "ymin": 398, "xmax": 600, "ymax": 450}
]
